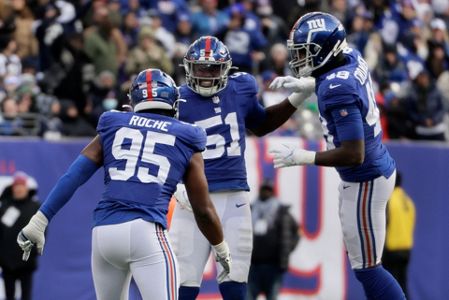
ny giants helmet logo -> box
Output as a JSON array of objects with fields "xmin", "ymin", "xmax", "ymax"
[{"xmin": 306, "ymin": 18, "xmax": 326, "ymax": 30}]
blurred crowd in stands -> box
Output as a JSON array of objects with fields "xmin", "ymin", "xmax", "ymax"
[{"xmin": 0, "ymin": 0, "xmax": 448, "ymax": 141}]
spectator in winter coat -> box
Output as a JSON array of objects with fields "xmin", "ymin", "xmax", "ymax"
[
  {"xmin": 248, "ymin": 180, "xmax": 300, "ymax": 300},
  {"xmin": 0, "ymin": 172, "xmax": 40, "ymax": 300},
  {"xmin": 402, "ymin": 62, "xmax": 447, "ymax": 141}
]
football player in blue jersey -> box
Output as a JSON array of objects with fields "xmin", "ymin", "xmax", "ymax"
[
  {"xmin": 269, "ymin": 12, "xmax": 406, "ymax": 299},
  {"xmin": 16, "ymin": 69, "xmax": 231, "ymax": 300},
  {"xmin": 168, "ymin": 36, "xmax": 314, "ymax": 300}
]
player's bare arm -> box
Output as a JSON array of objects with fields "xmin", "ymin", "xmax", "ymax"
[
  {"xmin": 81, "ymin": 135, "xmax": 104, "ymax": 166},
  {"xmin": 315, "ymin": 139, "xmax": 364, "ymax": 167},
  {"xmin": 249, "ymin": 100, "xmax": 297, "ymax": 136},
  {"xmin": 184, "ymin": 152, "xmax": 232, "ymax": 279},
  {"xmin": 184, "ymin": 152, "xmax": 224, "ymax": 246}
]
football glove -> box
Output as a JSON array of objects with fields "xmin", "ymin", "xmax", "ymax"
[
  {"xmin": 269, "ymin": 143, "xmax": 316, "ymax": 168},
  {"xmin": 269, "ymin": 76, "xmax": 315, "ymax": 108},
  {"xmin": 212, "ymin": 240, "xmax": 232, "ymax": 282},
  {"xmin": 173, "ymin": 184, "xmax": 192, "ymax": 212},
  {"xmin": 17, "ymin": 211, "xmax": 48, "ymax": 261}
]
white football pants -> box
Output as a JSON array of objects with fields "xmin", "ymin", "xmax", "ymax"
[
  {"xmin": 169, "ymin": 191, "xmax": 253, "ymax": 286},
  {"xmin": 339, "ymin": 171, "xmax": 396, "ymax": 269},
  {"xmin": 91, "ymin": 219, "xmax": 179, "ymax": 300}
]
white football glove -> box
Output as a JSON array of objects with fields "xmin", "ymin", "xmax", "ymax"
[
  {"xmin": 17, "ymin": 211, "xmax": 48, "ymax": 261},
  {"xmin": 269, "ymin": 76, "xmax": 315, "ymax": 108},
  {"xmin": 212, "ymin": 240, "xmax": 232, "ymax": 282},
  {"xmin": 173, "ymin": 184, "xmax": 192, "ymax": 212},
  {"xmin": 269, "ymin": 143, "xmax": 316, "ymax": 168}
]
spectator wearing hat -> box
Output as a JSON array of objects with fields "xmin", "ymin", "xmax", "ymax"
[
  {"xmin": 373, "ymin": 43, "xmax": 409, "ymax": 86},
  {"xmin": 58, "ymin": 99, "xmax": 96, "ymax": 137},
  {"xmin": 191, "ymin": 0, "xmax": 229, "ymax": 38},
  {"xmin": 86, "ymin": 70, "xmax": 121, "ymax": 124},
  {"xmin": 395, "ymin": 0, "xmax": 419, "ymax": 43},
  {"xmin": 124, "ymin": 26, "xmax": 174, "ymax": 77},
  {"xmin": 150, "ymin": 0, "xmax": 190, "ymax": 34},
  {"xmin": 0, "ymin": 97, "xmax": 25, "ymax": 136},
  {"xmin": 83, "ymin": 6, "xmax": 127, "ymax": 77},
  {"xmin": 347, "ymin": 9, "xmax": 375, "ymax": 56},
  {"xmin": 34, "ymin": 2, "xmax": 65, "ymax": 72},
  {"xmin": 427, "ymin": 19, "xmax": 449, "ymax": 77},
  {"xmin": 173, "ymin": 13, "xmax": 194, "ymax": 83},
  {"xmin": 121, "ymin": 11, "xmax": 140, "ymax": 49},
  {"xmin": 0, "ymin": 172, "xmax": 40, "ymax": 300},
  {"xmin": 401, "ymin": 61, "xmax": 447, "ymax": 140},
  {"xmin": 120, "ymin": 0, "xmax": 148, "ymax": 19},
  {"xmin": 223, "ymin": 3, "xmax": 267, "ymax": 73},
  {"xmin": 248, "ymin": 180, "xmax": 300, "ymax": 300},
  {"xmin": 256, "ymin": 0, "xmax": 289, "ymax": 45},
  {"xmin": 175, "ymin": 13, "xmax": 193, "ymax": 46},
  {"xmin": 2, "ymin": 75, "xmax": 22, "ymax": 99},
  {"xmin": 426, "ymin": 39, "xmax": 449, "ymax": 80},
  {"xmin": 429, "ymin": 18, "xmax": 449, "ymax": 49},
  {"xmin": 147, "ymin": 9, "xmax": 176, "ymax": 59}
]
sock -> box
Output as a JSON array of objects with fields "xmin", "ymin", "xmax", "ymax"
[
  {"xmin": 179, "ymin": 286, "xmax": 200, "ymax": 300},
  {"xmin": 219, "ymin": 281, "xmax": 247, "ymax": 300},
  {"xmin": 354, "ymin": 265, "xmax": 406, "ymax": 300}
]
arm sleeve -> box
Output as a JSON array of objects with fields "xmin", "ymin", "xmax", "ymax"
[
  {"xmin": 39, "ymin": 155, "xmax": 100, "ymax": 221},
  {"xmin": 329, "ymin": 104, "xmax": 364, "ymax": 141}
]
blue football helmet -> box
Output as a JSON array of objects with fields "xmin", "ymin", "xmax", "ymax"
[
  {"xmin": 183, "ymin": 36, "xmax": 232, "ymax": 97},
  {"xmin": 288, "ymin": 12, "xmax": 347, "ymax": 77},
  {"xmin": 128, "ymin": 68, "xmax": 179, "ymax": 112}
]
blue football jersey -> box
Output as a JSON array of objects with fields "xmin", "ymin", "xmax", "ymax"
[
  {"xmin": 316, "ymin": 48, "xmax": 395, "ymax": 182},
  {"xmin": 178, "ymin": 72, "xmax": 267, "ymax": 192},
  {"xmin": 94, "ymin": 111, "xmax": 206, "ymax": 228}
]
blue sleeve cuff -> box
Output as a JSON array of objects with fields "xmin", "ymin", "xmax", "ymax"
[
  {"xmin": 40, "ymin": 155, "xmax": 100, "ymax": 221},
  {"xmin": 330, "ymin": 104, "xmax": 364, "ymax": 141}
]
